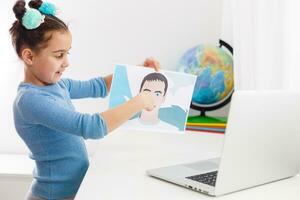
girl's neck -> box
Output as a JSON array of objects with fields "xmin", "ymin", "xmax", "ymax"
[{"xmin": 23, "ymin": 66, "xmax": 46, "ymax": 86}]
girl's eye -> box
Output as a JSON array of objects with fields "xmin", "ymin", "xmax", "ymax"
[
  {"xmin": 55, "ymin": 51, "xmax": 70, "ymax": 59},
  {"xmin": 56, "ymin": 53, "xmax": 64, "ymax": 59}
]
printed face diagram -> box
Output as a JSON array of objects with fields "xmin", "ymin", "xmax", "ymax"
[
  {"xmin": 138, "ymin": 73, "xmax": 168, "ymax": 125},
  {"xmin": 109, "ymin": 65, "xmax": 197, "ymax": 133}
]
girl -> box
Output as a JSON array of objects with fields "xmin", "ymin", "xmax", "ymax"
[{"xmin": 10, "ymin": 0, "xmax": 160, "ymax": 199}]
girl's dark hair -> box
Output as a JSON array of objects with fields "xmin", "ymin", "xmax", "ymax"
[{"xmin": 9, "ymin": 0, "xmax": 69, "ymax": 58}]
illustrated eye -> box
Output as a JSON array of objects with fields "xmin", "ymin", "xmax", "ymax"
[{"xmin": 143, "ymin": 89, "xmax": 151, "ymax": 93}]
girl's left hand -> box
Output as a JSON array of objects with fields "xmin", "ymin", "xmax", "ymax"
[{"xmin": 141, "ymin": 57, "xmax": 161, "ymax": 71}]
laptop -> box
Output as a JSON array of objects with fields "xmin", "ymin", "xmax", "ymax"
[{"xmin": 147, "ymin": 90, "xmax": 300, "ymax": 196}]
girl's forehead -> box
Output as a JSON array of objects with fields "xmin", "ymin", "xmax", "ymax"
[{"xmin": 47, "ymin": 31, "xmax": 72, "ymax": 50}]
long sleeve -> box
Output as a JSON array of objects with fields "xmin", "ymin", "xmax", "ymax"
[
  {"xmin": 16, "ymin": 91, "xmax": 107, "ymax": 139},
  {"xmin": 13, "ymin": 81, "xmax": 108, "ymax": 199},
  {"xmin": 60, "ymin": 77, "xmax": 108, "ymax": 99}
]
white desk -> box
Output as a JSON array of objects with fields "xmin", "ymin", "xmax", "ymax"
[
  {"xmin": 0, "ymin": 154, "xmax": 34, "ymax": 178},
  {"xmin": 75, "ymin": 130, "xmax": 300, "ymax": 200}
]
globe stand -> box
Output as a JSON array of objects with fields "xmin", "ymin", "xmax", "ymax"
[
  {"xmin": 190, "ymin": 90, "xmax": 233, "ymax": 117},
  {"xmin": 200, "ymin": 108, "xmax": 206, "ymax": 117}
]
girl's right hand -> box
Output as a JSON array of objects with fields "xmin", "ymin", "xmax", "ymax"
[{"xmin": 137, "ymin": 91, "xmax": 155, "ymax": 111}]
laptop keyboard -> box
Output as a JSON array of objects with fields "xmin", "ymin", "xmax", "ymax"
[{"xmin": 186, "ymin": 171, "xmax": 218, "ymax": 187}]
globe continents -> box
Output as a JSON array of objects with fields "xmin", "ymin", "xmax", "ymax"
[{"xmin": 178, "ymin": 44, "xmax": 234, "ymax": 107}]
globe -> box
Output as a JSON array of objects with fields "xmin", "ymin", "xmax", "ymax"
[{"xmin": 178, "ymin": 44, "xmax": 234, "ymax": 115}]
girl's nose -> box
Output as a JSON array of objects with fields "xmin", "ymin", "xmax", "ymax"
[{"xmin": 62, "ymin": 58, "xmax": 69, "ymax": 68}]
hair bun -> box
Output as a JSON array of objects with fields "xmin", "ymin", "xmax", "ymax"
[
  {"xmin": 13, "ymin": 0, "xmax": 26, "ymax": 21},
  {"xmin": 28, "ymin": 0, "xmax": 43, "ymax": 9}
]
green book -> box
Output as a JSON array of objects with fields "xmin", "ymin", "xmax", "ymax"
[{"xmin": 187, "ymin": 116, "xmax": 227, "ymax": 124}]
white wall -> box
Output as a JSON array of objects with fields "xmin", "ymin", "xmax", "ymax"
[{"xmin": 0, "ymin": 0, "xmax": 223, "ymax": 154}]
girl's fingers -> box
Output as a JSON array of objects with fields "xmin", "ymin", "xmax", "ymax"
[{"xmin": 144, "ymin": 58, "xmax": 160, "ymax": 71}]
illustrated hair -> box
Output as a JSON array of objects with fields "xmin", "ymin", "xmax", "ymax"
[
  {"xmin": 139, "ymin": 73, "xmax": 168, "ymax": 96},
  {"xmin": 9, "ymin": 0, "xmax": 68, "ymax": 58}
]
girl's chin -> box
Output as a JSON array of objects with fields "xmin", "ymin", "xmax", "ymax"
[
  {"xmin": 54, "ymin": 78, "xmax": 61, "ymax": 83},
  {"xmin": 53, "ymin": 73, "xmax": 63, "ymax": 81},
  {"xmin": 49, "ymin": 78, "xmax": 60, "ymax": 84}
]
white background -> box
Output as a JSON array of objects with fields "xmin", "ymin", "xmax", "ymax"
[{"xmin": 0, "ymin": 0, "xmax": 223, "ymax": 153}]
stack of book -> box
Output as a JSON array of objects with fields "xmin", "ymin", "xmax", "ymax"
[{"xmin": 185, "ymin": 116, "xmax": 227, "ymax": 134}]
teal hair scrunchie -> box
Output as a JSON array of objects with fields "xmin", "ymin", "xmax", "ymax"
[
  {"xmin": 22, "ymin": 8, "xmax": 45, "ymax": 30},
  {"xmin": 38, "ymin": 2, "xmax": 56, "ymax": 15}
]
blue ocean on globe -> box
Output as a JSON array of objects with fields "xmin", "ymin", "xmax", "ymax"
[{"xmin": 178, "ymin": 45, "xmax": 233, "ymax": 105}]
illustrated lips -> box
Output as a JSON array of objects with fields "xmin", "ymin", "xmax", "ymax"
[{"xmin": 145, "ymin": 105, "xmax": 156, "ymax": 111}]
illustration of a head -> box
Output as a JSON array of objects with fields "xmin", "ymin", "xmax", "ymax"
[{"xmin": 139, "ymin": 72, "xmax": 168, "ymax": 113}]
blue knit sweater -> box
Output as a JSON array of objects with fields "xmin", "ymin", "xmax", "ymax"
[{"xmin": 13, "ymin": 77, "xmax": 108, "ymax": 199}]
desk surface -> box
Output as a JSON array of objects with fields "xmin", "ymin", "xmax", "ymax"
[
  {"xmin": 75, "ymin": 130, "xmax": 300, "ymax": 200},
  {"xmin": 0, "ymin": 154, "xmax": 34, "ymax": 178}
]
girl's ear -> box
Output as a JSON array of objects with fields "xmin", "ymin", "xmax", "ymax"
[{"xmin": 21, "ymin": 48, "xmax": 34, "ymax": 65}]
